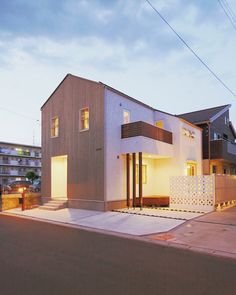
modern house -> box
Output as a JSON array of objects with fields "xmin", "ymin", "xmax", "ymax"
[
  {"xmin": 41, "ymin": 74, "xmax": 202, "ymax": 211},
  {"xmin": 0, "ymin": 142, "xmax": 41, "ymax": 185},
  {"xmin": 178, "ymin": 105, "xmax": 236, "ymax": 175}
]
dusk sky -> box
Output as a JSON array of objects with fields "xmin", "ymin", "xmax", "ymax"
[{"xmin": 0, "ymin": 0, "xmax": 236, "ymax": 146}]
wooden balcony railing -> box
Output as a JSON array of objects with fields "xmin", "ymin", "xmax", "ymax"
[{"xmin": 121, "ymin": 121, "xmax": 173, "ymax": 144}]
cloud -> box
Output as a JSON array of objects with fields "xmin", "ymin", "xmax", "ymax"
[{"xmin": 0, "ymin": 0, "xmax": 236, "ymax": 145}]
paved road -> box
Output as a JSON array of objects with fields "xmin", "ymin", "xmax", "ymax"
[{"xmin": 0, "ymin": 215, "xmax": 235, "ymax": 295}]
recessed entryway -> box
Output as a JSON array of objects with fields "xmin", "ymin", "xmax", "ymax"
[{"xmin": 51, "ymin": 155, "xmax": 68, "ymax": 199}]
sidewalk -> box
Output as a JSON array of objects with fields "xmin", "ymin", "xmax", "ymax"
[
  {"xmin": 2, "ymin": 207, "xmax": 200, "ymax": 236},
  {"xmin": 148, "ymin": 206, "xmax": 236, "ymax": 258}
]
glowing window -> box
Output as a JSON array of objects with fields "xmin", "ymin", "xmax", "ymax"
[
  {"xmin": 186, "ymin": 162, "xmax": 196, "ymax": 176},
  {"xmin": 123, "ymin": 110, "xmax": 130, "ymax": 124},
  {"xmin": 51, "ymin": 117, "xmax": 59, "ymax": 137},
  {"xmin": 155, "ymin": 120, "xmax": 163, "ymax": 129},
  {"xmin": 80, "ymin": 108, "xmax": 89, "ymax": 131},
  {"xmin": 135, "ymin": 164, "xmax": 147, "ymax": 184}
]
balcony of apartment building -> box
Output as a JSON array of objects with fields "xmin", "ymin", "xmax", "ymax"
[
  {"xmin": 121, "ymin": 121, "xmax": 173, "ymax": 157},
  {"xmin": 0, "ymin": 147, "xmax": 41, "ymax": 158},
  {"xmin": 0, "ymin": 169, "xmax": 10, "ymax": 175},
  {"xmin": 17, "ymin": 159, "xmax": 41, "ymax": 167},
  {"xmin": 210, "ymin": 139, "xmax": 236, "ymax": 164},
  {"xmin": 0, "ymin": 168, "xmax": 37, "ymax": 177},
  {"xmin": 0, "ymin": 158, "xmax": 41, "ymax": 167}
]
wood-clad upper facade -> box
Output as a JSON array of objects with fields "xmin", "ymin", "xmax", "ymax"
[{"xmin": 41, "ymin": 74, "xmax": 105, "ymax": 210}]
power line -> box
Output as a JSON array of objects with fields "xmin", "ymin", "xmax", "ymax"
[
  {"xmin": 0, "ymin": 106, "xmax": 40, "ymax": 122},
  {"xmin": 222, "ymin": 0, "xmax": 236, "ymax": 22},
  {"xmin": 145, "ymin": 0, "xmax": 236, "ymax": 97},
  {"xmin": 218, "ymin": 0, "xmax": 236, "ymax": 31}
]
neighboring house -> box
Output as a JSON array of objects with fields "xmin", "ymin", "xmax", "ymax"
[
  {"xmin": 41, "ymin": 74, "xmax": 202, "ymax": 211},
  {"xmin": 0, "ymin": 142, "xmax": 41, "ymax": 185},
  {"xmin": 178, "ymin": 104, "xmax": 236, "ymax": 175}
]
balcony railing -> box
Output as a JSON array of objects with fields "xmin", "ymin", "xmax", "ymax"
[
  {"xmin": 0, "ymin": 171, "xmax": 10, "ymax": 175},
  {"xmin": 210, "ymin": 139, "xmax": 236, "ymax": 164},
  {"xmin": 0, "ymin": 148, "xmax": 41, "ymax": 158},
  {"xmin": 121, "ymin": 121, "xmax": 173, "ymax": 144},
  {"xmin": 0, "ymin": 160, "xmax": 41, "ymax": 167}
]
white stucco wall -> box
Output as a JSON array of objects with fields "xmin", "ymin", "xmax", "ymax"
[
  {"xmin": 104, "ymin": 89, "xmax": 202, "ymax": 201},
  {"xmin": 121, "ymin": 136, "xmax": 174, "ymax": 157}
]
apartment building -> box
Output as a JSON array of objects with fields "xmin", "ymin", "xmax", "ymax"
[
  {"xmin": 0, "ymin": 142, "xmax": 41, "ymax": 185},
  {"xmin": 178, "ymin": 105, "xmax": 236, "ymax": 175},
  {"xmin": 41, "ymin": 74, "xmax": 202, "ymax": 211}
]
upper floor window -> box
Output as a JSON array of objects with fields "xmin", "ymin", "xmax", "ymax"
[
  {"xmin": 223, "ymin": 133, "xmax": 228, "ymax": 140},
  {"xmin": 51, "ymin": 117, "xmax": 59, "ymax": 137},
  {"xmin": 80, "ymin": 108, "xmax": 89, "ymax": 131},
  {"xmin": 123, "ymin": 109, "xmax": 130, "ymax": 124},
  {"xmin": 155, "ymin": 120, "xmax": 163, "ymax": 129},
  {"xmin": 213, "ymin": 132, "xmax": 221, "ymax": 140}
]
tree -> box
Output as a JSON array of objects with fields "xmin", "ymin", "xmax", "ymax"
[{"xmin": 25, "ymin": 171, "xmax": 38, "ymax": 182}]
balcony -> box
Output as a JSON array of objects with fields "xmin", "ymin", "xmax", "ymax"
[
  {"xmin": 0, "ymin": 159, "xmax": 41, "ymax": 167},
  {"xmin": 121, "ymin": 121, "xmax": 173, "ymax": 157},
  {"xmin": 0, "ymin": 148, "xmax": 41, "ymax": 158},
  {"xmin": 121, "ymin": 121, "xmax": 172, "ymax": 144},
  {"xmin": 210, "ymin": 139, "xmax": 236, "ymax": 164},
  {"xmin": 0, "ymin": 171, "xmax": 10, "ymax": 175}
]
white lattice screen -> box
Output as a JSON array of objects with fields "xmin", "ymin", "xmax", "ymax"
[{"xmin": 170, "ymin": 175, "xmax": 215, "ymax": 211}]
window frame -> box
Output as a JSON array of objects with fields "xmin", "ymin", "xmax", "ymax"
[
  {"xmin": 51, "ymin": 116, "xmax": 59, "ymax": 138},
  {"xmin": 79, "ymin": 107, "xmax": 90, "ymax": 132},
  {"xmin": 123, "ymin": 109, "xmax": 131, "ymax": 124},
  {"xmin": 213, "ymin": 132, "xmax": 221, "ymax": 140}
]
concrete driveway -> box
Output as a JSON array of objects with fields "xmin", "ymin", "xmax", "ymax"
[{"xmin": 2, "ymin": 206, "xmax": 203, "ymax": 236}]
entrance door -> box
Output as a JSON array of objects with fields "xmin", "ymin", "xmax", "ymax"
[{"xmin": 51, "ymin": 155, "xmax": 67, "ymax": 199}]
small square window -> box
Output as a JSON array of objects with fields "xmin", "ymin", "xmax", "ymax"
[
  {"xmin": 80, "ymin": 108, "xmax": 89, "ymax": 131},
  {"xmin": 51, "ymin": 117, "xmax": 59, "ymax": 137},
  {"xmin": 213, "ymin": 132, "xmax": 221, "ymax": 140},
  {"xmin": 123, "ymin": 110, "xmax": 130, "ymax": 124}
]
